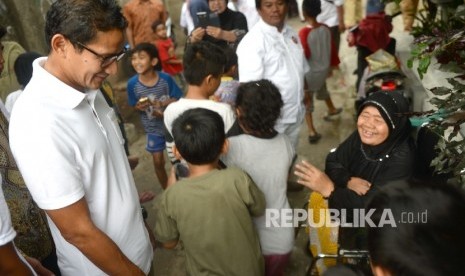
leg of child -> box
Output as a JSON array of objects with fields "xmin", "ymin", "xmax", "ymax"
[
  {"xmin": 147, "ymin": 133, "xmax": 168, "ymax": 189},
  {"xmin": 317, "ymin": 84, "xmax": 342, "ymax": 120},
  {"xmin": 304, "ymin": 91, "xmax": 321, "ymax": 144},
  {"xmin": 152, "ymin": 151, "xmax": 168, "ymax": 189}
]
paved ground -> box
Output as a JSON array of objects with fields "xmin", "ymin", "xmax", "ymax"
[{"xmin": 115, "ymin": 12, "xmax": 408, "ymax": 276}]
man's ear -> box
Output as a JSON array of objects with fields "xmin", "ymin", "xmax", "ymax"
[
  {"xmin": 50, "ymin": 34, "xmax": 69, "ymax": 58},
  {"xmin": 173, "ymin": 144, "xmax": 183, "ymax": 160},
  {"xmin": 221, "ymin": 139, "xmax": 229, "ymax": 155}
]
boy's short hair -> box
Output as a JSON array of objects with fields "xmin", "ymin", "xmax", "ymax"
[
  {"xmin": 151, "ymin": 20, "xmax": 164, "ymax": 32},
  {"xmin": 131, "ymin": 42, "xmax": 162, "ymax": 71},
  {"xmin": 172, "ymin": 108, "xmax": 225, "ymax": 165},
  {"xmin": 183, "ymin": 41, "xmax": 225, "ymax": 86},
  {"xmin": 14, "ymin": 52, "xmax": 42, "ymax": 87},
  {"xmin": 223, "ymin": 46, "xmax": 238, "ymax": 74},
  {"xmin": 235, "ymin": 79, "xmax": 283, "ymax": 135},
  {"xmin": 302, "ymin": 0, "xmax": 321, "ymax": 18}
]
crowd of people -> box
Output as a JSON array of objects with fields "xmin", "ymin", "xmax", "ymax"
[{"xmin": 0, "ymin": 0, "xmax": 464, "ymax": 275}]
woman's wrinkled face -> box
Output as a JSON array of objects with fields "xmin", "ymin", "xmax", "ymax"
[
  {"xmin": 357, "ymin": 106, "xmax": 390, "ymax": 146},
  {"xmin": 209, "ymin": 0, "xmax": 227, "ymax": 14}
]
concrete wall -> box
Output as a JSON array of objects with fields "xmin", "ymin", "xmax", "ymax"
[{"xmin": 0, "ymin": 0, "xmax": 51, "ymax": 53}]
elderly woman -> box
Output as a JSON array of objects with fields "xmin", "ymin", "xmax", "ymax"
[
  {"xmin": 295, "ymin": 91, "xmax": 415, "ymax": 250},
  {"xmin": 189, "ymin": 0, "xmax": 248, "ymax": 49}
]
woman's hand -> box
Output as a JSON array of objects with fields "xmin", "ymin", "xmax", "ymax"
[
  {"xmin": 189, "ymin": 27, "xmax": 205, "ymax": 43},
  {"xmin": 347, "ymin": 177, "xmax": 372, "ymax": 195},
  {"xmin": 294, "ymin": 160, "xmax": 334, "ymax": 197},
  {"xmin": 206, "ymin": 26, "xmax": 223, "ymax": 39}
]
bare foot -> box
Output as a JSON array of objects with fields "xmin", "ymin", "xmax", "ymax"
[
  {"xmin": 128, "ymin": 156, "xmax": 139, "ymax": 170},
  {"xmin": 139, "ymin": 191, "xmax": 155, "ymax": 203}
]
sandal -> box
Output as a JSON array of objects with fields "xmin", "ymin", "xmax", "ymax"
[
  {"xmin": 323, "ymin": 107, "xmax": 343, "ymax": 121},
  {"xmin": 308, "ymin": 133, "xmax": 322, "ymax": 144}
]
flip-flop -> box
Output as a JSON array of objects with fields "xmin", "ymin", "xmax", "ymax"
[
  {"xmin": 323, "ymin": 107, "xmax": 343, "ymax": 121},
  {"xmin": 308, "ymin": 133, "xmax": 322, "ymax": 144}
]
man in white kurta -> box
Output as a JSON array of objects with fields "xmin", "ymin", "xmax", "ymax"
[{"xmin": 237, "ymin": 0, "xmax": 309, "ymax": 149}]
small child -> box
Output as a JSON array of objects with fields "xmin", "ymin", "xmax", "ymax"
[
  {"xmin": 221, "ymin": 79, "xmax": 295, "ymax": 275},
  {"xmin": 299, "ymin": 0, "xmax": 342, "ymax": 144},
  {"xmin": 212, "ymin": 46, "xmax": 240, "ymax": 106},
  {"xmin": 155, "ymin": 108, "xmax": 265, "ymax": 276},
  {"xmin": 127, "ymin": 43, "xmax": 182, "ymax": 189},
  {"xmin": 151, "ymin": 20, "xmax": 186, "ymax": 91},
  {"xmin": 163, "ymin": 41, "xmax": 236, "ymax": 163}
]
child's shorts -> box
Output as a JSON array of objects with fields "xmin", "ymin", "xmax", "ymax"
[
  {"xmin": 306, "ymin": 83, "xmax": 330, "ymax": 113},
  {"xmin": 146, "ymin": 133, "xmax": 166, "ymax": 153}
]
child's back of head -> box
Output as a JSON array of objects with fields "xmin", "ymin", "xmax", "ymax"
[
  {"xmin": 222, "ymin": 46, "xmax": 238, "ymax": 79},
  {"xmin": 131, "ymin": 42, "xmax": 162, "ymax": 71},
  {"xmin": 235, "ymin": 79, "xmax": 283, "ymax": 137},
  {"xmin": 14, "ymin": 51, "xmax": 41, "ymax": 88},
  {"xmin": 172, "ymin": 108, "xmax": 225, "ymax": 165},
  {"xmin": 183, "ymin": 41, "xmax": 226, "ymax": 86},
  {"xmin": 302, "ymin": 0, "xmax": 321, "ymax": 19}
]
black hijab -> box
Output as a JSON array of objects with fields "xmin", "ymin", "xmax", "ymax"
[{"xmin": 357, "ymin": 91, "xmax": 412, "ymax": 160}]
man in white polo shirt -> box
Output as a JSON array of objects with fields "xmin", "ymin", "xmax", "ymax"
[
  {"xmin": 9, "ymin": 0, "xmax": 153, "ymax": 275},
  {"xmin": 237, "ymin": 0, "xmax": 309, "ymax": 149}
]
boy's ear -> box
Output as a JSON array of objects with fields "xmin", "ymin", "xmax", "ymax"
[
  {"xmin": 221, "ymin": 139, "xmax": 229, "ymax": 155},
  {"xmin": 151, "ymin": 57, "xmax": 159, "ymax": 67},
  {"xmin": 173, "ymin": 144, "xmax": 183, "ymax": 160}
]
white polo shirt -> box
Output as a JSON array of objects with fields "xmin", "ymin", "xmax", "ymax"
[
  {"xmin": 237, "ymin": 19, "xmax": 309, "ymax": 125},
  {"xmin": 9, "ymin": 57, "xmax": 153, "ymax": 275}
]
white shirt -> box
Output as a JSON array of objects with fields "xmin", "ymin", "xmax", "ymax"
[
  {"xmin": 10, "ymin": 57, "xmax": 153, "ymax": 275},
  {"xmin": 164, "ymin": 98, "xmax": 235, "ymax": 136},
  {"xmin": 228, "ymin": 0, "xmax": 260, "ymax": 30},
  {"xmin": 5, "ymin": 89, "xmax": 22, "ymax": 114},
  {"xmin": 180, "ymin": 2, "xmax": 195, "ymax": 35},
  {"xmin": 317, "ymin": 0, "xmax": 344, "ymax": 28},
  {"xmin": 0, "ymin": 175, "xmax": 37, "ymax": 275},
  {"xmin": 237, "ymin": 19, "xmax": 309, "ymax": 125}
]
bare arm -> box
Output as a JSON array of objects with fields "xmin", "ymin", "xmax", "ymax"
[
  {"xmin": 126, "ymin": 27, "xmax": 134, "ymax": 49},
  {"xmin": 46, "ymin": 198, "xmax": 145, "ymax": 276},
  {"xmin": 337, "ymin": 5, "xmax": 345, "ymax": 32},
  {"xmin": 0, "ymin": 242, "xmax": 34, "ymax": 276}
]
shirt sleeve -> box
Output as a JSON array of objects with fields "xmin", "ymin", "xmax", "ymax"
[
  {"xmin": 154, "ymin": 192, "xmax": 179, "ymax": 243},
  {"xmin": 237, "ymin": 34, "xmax": 265, "ymax": 82},
  {"xmin": 234, "ymin": 170, "xmax": 266, "ymax": 217},
  {"xmin": 0, "ymin": 183, "xmax": 16, "ymax": 246},
  {"xmin": 126, "ymin": 75, "xmax": 139, "ymax": 106}
]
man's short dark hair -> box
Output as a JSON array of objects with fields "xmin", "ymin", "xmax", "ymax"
[
  {"xmin": 45, "ymin": 0, "xmax": 127, "ymax": 52},
  {"xmin": 255, "ymin": 0, "xmax": 289, "ymax": 10},
  {"xmin": 131, "ymin": 42, "xmax": 162, "ymax": 71},
  {"xmin": 172, "ymin": 108, "xmax": 225, "ymax": 165},
  {"xmin": 235, "ymin": 79, "xmax": 283, "ymax": 136},
  {"xmin": 183, "ymin": 41, "xmax": 225, "ymax": 86},
  {"xmin": 302, "ymin": 0, "xmax": 321, "ymax": 18}
]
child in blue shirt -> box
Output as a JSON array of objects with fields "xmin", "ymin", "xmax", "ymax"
[{"xmin": 127, "ymin": 43, "xmax": 182, "ymax": 189}]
